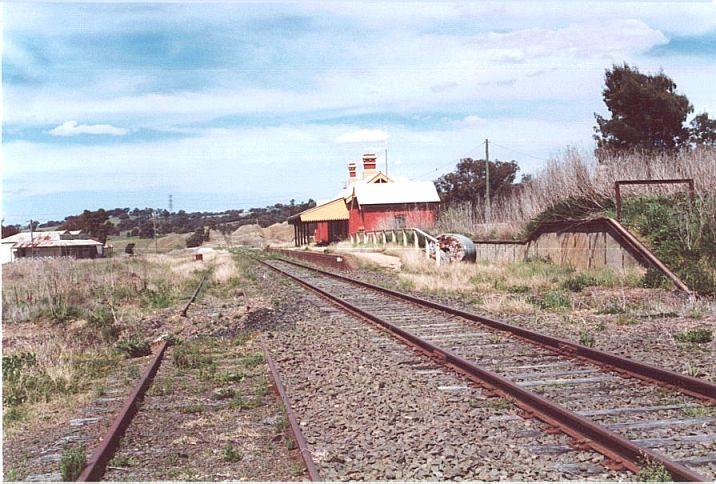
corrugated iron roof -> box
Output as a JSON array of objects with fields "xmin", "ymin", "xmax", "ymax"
[
  {"xmin": 2, "ymin": 230, "xmax": 102, "ymax": 248},
  {"xmin": 291, "ymin": 198, "xmax": 349, "ymax": 223},
  {"xmin": 353, "ymin": 181, "xmax": 441, "ymax": 205}
]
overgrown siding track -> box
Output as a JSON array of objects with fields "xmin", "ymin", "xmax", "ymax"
[{"xmin": 263, "ymin": 257, "xmax": 716, "ymax": 481}]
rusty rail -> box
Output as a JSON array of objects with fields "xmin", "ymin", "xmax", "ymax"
[
  {"xmin": 77, "ymin": 341, "xmax": 169, "ymax": 481},
  {"xmin": 262, "ymin": 260, "xmax": 709, "ymax": 481},
  {"xmin": 273, "ymin": 258, "xmax": 713, "ymax": 403},
  {"xmin": 267, "ymin": 247, "xmax": 356, "ymax": 271},
  {"xmin": 263, "ymin": 345, "xmax": 321, "ymax": 481},
  {"xmin": 181, "ymin": 270, "xmax": 210, "ymax": 317}
]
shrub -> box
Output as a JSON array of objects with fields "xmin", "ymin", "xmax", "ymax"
[
  {"xmin": 116, "ymin": 338, "xmax": 151, "ymax": 358},
  {"xmin": 529, "ymin": 290, "xmax": 571, "ymax": 311},
  {"xmin": 561, "ymin": 273, "xmax": 599, "ymax": 292},
  {"xmin": 674, "ymin": 328, "xmax": 713, "ymax": 344},
  {"xmin": 60, "ymin": 445, "xmax": 87, "ymax": 481},
  {"xmin": 223, "ymin": 442, "xmax": 242, "ymax": 462},
  {"xmin": 636, "ymin": 462, "xmax": 671, "ymax": 482},
  {"xmin": 579, "ymin": 331, "xmax": 595, "ymax": 347}
]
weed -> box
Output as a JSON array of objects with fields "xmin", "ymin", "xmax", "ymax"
[
  {"xmin": 213, "ymin": 387, "xmax": 236, "ymax": 400},
  {"xmin": 116, "ymin": 338, "xmax": 151, "ymax": 358},
  {"xmin": 216, "ymin": 370, "xmax": 245, "ymax": 384},
  {"xmin": 674, "ymin": 328, "xmax": 713, "ymax": 344},
  {"xmin": 240, "ymin": 352, "xmax": 265, "ymax": 369},
  {"xmin": 109, "ymin": 454, "xmax": 135, "ymax": 467},
  {"xmin": 274, "ymin": 412, "xmax": 289, "ymax": 434},
  {"xmin": 636, "ymin": 461, "xmax": 671, "ymax": 482},
  {"xmin": 595, "ymin": 322, "xmax": 607, "ymax": 332},
  {"xmin": 290, "ymin": 462, "xmax": 305, "ymax": 477},
  {"xmin": 3, "ymin": 405, "xmax": 26, "ymax": 426},
  {"xmin": 489, "ymin": 397, "xmax": 512, "ymax": 412},
  {"xmin": 230, "ymin": 395, "xmax": 260, "ymax": 410},
  {"xmin": 597, "ymin": 304, "xmax": 627, "ymax": 315},
  {"xmin": 507, "ymin": 285, "xmax": 529, "ymax": 294},
  {"xmin": 173, "ymin": 345, "xmax": 214, "ymax": 370},
  {"xmin": 529, "ymin": 290, "xmax": 571, "ymax": 311},
  {"xmin": 60, "ymin": 445, "xmax": 86, "ymax": 481},
  {"xmin": 561, "ymin": 273, "xmax": 599, "ymax": 292},
  {"xmin": 686, "ymin": 364, "xmax": 703, "ymax": 377},
  {"xmin": 139, "ymin": 287, "xmax": 174, "ymax": 309},
  {"xmin": 285, "ymin": 436, "xmax": 296, "ymax": 450},
  {"xmin": 223, "ymin": 441, "xmax": 243, "ymax": 462},
  {"xmin": 5, "ymin": 468, "xmax": 18, "ymax": 481},
  {"xmin": 163, "ymin": 334, "xmax": 183, "ymax": 346},
  {"xmin": 579, "ymin": 331, "xmax": 595, "ymax": 347},
  {"xmin": 127, "ymin": 365, "xmax": 141, "ymax": 379},
  {"xmin": 147, "ymin": 378, "xmax": 174, "ymax": 397},
  {"xmin": 178, "ymin": 403, "xmax": 204, "ymax": 414},
  {"xmin": 615, "ymin": 314, "xmax": 639, "ymax": 326},
  {"xmin": 254, "ymin": 377, "xmax": 270, "ymax": 399},
  {"xmin": 683, "ymin": 406, "xmax": 713, "ymax": 417}
]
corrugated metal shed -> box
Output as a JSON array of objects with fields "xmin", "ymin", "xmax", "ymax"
[{"xmin": 2, "ymin": 231, "xmax": 103, "ymax": 248}]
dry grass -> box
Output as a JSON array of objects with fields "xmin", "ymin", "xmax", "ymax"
[{"xmin": 438, "ymin": 147, "xmax": 716, "ymax": 238}]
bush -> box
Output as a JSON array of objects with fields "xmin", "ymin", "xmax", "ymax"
[
  {"xmin": 60, "ymin": 445, "xmax": 87, "ymax": 481},
  {"xmin": 561, "ymin": 273, "xmax": 599, "ymax": 292},
  {"xmin": 674, "ymin": 328, "xmax": 713, "ymax": 344},
  {"xmin": 529, "ymin": 290, "xmax": 571, "ymax": 311},
  {"xmin": 116, "ymin": 338, "xmax": 151, "ymax": 358}
]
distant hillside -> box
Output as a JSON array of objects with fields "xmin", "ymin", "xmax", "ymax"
[{"xmin": 2, "ymin": 200, "xmax": 316, "ymax": 243}]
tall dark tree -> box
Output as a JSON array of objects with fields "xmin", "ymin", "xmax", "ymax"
[
  {"xmin": 690, "ymin": 112, "xmax": 716, "ymax": 146},
  {"xmin": 594, "ymin": 63, "xmax": 693, "ymax": 156},
  {"xmin": 61, "ymin": 209, "xmax": 117, "ymax": 243},
  {"xmin": 435, "ymin": 158, "xmax": 519, "ymax": 209}
]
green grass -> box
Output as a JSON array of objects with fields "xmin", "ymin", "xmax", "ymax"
[
  {"xmin": 636, "ymin": 461, "xmax": 671, "ymax": 482},
  {"xmin": 528, "ymin": 290, "xmax": 571, "ymax": 311}
]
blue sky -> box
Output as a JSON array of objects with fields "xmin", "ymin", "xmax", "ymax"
[{"xmin": 3, "ymin": 1, "xmax": 716, "ymax": 225}]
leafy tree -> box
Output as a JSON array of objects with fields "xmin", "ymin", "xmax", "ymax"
[
  {"xmin": 61, "ymin": 209, "xmax": 118, "ymax": 243},
  {"xmin": 594, "ymin": 63, "xmax": 693, "ymax": 156},
  {"xmin": 435, "ymin": 158, "xmax": 519, "ymax": 209},
  {"xmin": 1, "ymin": 224, "xmax": 21, "ymax": 238},
  {"xmin": 185, "ymin": 228, "xmax": 206, "ymax": 248},
  {"xmin": 690, "ymin": 112, "xmax": 716, "ymax": 146}
]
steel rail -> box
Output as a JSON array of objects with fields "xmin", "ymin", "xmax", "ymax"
[
  {"xmin": 274, "ymin": 257, "xmax": 715, "ymax": 404},
  {"xmin": 77, "ymin": 341, "xmax": 169, "ymax": 482},
  {"xmin": 261, "ymin": 259, "xmax": 709, "ymax": 482},
  {"xmin": 181, "ymin": 270, "xmax": 210, "ymax": 317},
  {"xmin": 263, "ymin": 344, "xmax": 322, "ymax": 481}
]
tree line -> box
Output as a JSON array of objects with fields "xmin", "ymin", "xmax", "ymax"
[{"xmin": 1, "ymin": 200, "xmax": 316, "ymax": 243}]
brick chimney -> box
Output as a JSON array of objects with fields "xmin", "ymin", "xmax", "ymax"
[
  {"xmin": 362, "ymin": 153, "xmax": 377, "ymax": 180},
  {"xmin": 347, "ymin": 162, "xmax": 357, "ymax": 186}
]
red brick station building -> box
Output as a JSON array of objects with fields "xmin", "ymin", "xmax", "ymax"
[{"xmin": 289, "ymin": 153, "xmax": 441, "ymax": 246}]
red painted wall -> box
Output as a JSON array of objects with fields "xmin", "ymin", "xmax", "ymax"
[
  {"xmin": 351, "ymin": 203, "xmax": 438, "ymax": 234},
  {"xmin": 314, "ymin": 222, "xmax": 329, "ymax": 243}
]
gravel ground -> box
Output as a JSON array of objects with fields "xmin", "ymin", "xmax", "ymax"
[
  {"xmin": 253, "ymin": 260, "xmax": 631, "ymax": 481},
  {"xmin": 311, "ymin": 256, "xmax": 716, "ymax": 382}
]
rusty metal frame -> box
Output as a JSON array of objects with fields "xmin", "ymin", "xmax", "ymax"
[
  {"xmin": 78, "ymin": 341, "xmax": 169, "ymax": 481},
  {"xmin": 262, "ymin": 259, "xmax": 707, "ymax": 481},
  {"xmin": 615, "ymin": 179, "xmax": 695, "ymax": 222},
  {"xmin": 263, "ymin": 346, "xmax": 322, "ymax": 481}
]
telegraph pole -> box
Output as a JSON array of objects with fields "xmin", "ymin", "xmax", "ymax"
[
  {"xmin": 152, "ymin": 210, "xmax": 158, "ymax": 253},
  {"xmin": 28, "ymin": 219, "xmax": 35, "ymax": 258},
  {"xmin": 485, "ymin": 139, "xmax": 491, "ymax": 224}
]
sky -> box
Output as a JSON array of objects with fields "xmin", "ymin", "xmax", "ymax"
[{"xmin": 2, "ymin": 1, "xmax": 716, "ymax": 225}]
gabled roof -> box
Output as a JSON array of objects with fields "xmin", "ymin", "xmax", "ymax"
[{"xmin": 353, "ymin": 181, "xmax": 441, "ymax": 205}]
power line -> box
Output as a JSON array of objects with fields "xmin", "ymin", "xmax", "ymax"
[{"xmin": 487, "ymin": 141, "xmax": 550, "ymax": 162}]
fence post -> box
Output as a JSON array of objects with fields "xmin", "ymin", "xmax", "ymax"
[
  {"xmin": 414, "ymin": 230, "xmax": 419, "ymax": 251},
  {"xmin": 435, "ymin": 245, "xmax": 441, "ymax": 267},
  {"xmin": 382, "ymin": 231, "xmax": 386, "ymax": 245},
  {"xmin": 402, "ymin": 230, "xmax": 407, "ymax": 246},
  {"xmin": 425, "ymin": 239, "xmax": 430, "ymax": 259}
]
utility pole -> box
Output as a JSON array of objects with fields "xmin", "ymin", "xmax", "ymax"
[
  {"xmin": 169, "ymin": 194, "xmax": 173, "ymax": 213},
  {"xmin": 152, "ymin": 210, "xmax": 158, "ymax": 253},
  {"xmin": 485, "ymin": 139, "xmax": 491, "ymax": 224},
  {"xmin": 28, "ymin": 219, "xmax": 35, "ymax": 258}
]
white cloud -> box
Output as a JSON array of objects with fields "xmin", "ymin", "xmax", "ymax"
[
  {"xmin": 336, "ymin": 129, "xmax": 389, "ymax": 143},
  {"xmin": 49, "ymin": 121, "xmax": 128, "ymax": 137},
  {"xmin": 460, "ymin": 115, "xmax": 488, "ymax": 127}
]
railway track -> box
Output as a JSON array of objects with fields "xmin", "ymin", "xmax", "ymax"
[
  {"xmin": 73, "ymin": 270, "xmax": 315, "ymax": 482},
  {"xmin": 263, "ymin": 257, "xmax": 716, "ymax": 481}
]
